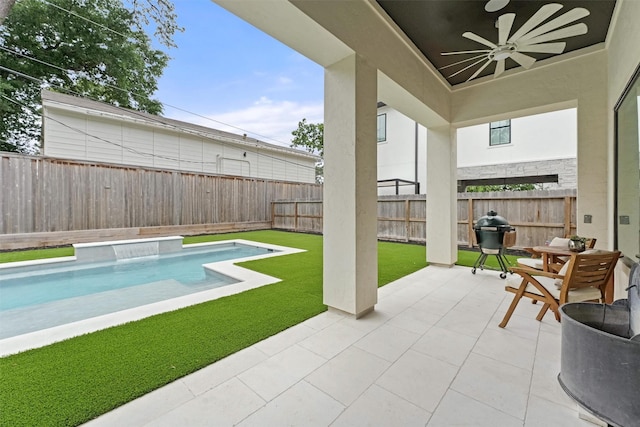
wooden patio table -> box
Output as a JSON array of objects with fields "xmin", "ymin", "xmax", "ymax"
[
  {"xmin": 532, "ymin": 245, "xmax": 614, "ymax": 303},
  {"xmin": 532, "ymin": 245, "xmax": 574, "ymax": 273}
]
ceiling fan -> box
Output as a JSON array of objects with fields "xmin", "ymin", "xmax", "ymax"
[{"xmin": 441, "ymin": 3, "xmax": 590, "ymax": 82}]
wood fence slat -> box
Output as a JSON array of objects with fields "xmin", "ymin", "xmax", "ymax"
[{"xmin": 564, "ymin": 196, "xmax": 572, "ymax": 237}]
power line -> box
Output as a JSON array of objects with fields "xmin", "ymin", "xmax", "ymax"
[
  {"xmin": 0, "ymin": 85, "xmax": 317, "ymax": 172},
  {"xmin": 0, "ymin": 64, "xmax": 42, "ymax": 84},
  {"xmin": 1, "ymin": 1, "xmax": 320, "ymax": 169},
  {"xmin": 9, "ymin": 1, "xmax": 295, "ymax": 147},
  {"xmin": 40, "ymin": 0, "xmax": 131, "ymax": 41},
  {"xmin": 0, "ymin": 44, "xmax": 291, "ymax": 146}
]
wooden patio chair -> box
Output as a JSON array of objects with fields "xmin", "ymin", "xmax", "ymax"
[
  {"xmin": 499, "ymin": 249, "xmax": 620, "ymax": 328},
  {"xmin": 517, "ymin": 236, "xmax": 597, "ymax": 272}
]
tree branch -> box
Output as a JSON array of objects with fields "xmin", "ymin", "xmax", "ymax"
[{"xmin": 0, "ymin": 0, "xmax": 17, "ymax": 24}]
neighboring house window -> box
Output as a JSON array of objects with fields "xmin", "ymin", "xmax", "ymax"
[
  {"xmin": 377, "ymin": 113, "xmax": 387, "ymax": 142},
  {"xmin": 489, "ymin": 120, "xmax": 511, "ymax": 146}
]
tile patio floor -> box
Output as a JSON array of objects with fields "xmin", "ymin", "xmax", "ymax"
[{"xmin": 85, "ymin": 265, "xmax": 601, "ymax": 426}]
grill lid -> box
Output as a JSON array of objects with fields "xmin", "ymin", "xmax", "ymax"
[{"xmin": 475, "ymin": 210, "xmax": 509, "ymax": 229}]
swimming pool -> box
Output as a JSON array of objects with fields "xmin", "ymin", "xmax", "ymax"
[
  {"xmin": 0, "ymin": 239, "xmax": 303, "ymax": 352},
  {"xmin": 1, "ymin": 243, "xmax": 268, "ymax": 311}
]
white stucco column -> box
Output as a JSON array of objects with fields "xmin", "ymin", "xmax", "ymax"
[
  {"xmin": 323, "ymin": 54, "xmax": 378, "ymax": 318},
  {"xmin": 426, "ymin": 125, "xmax": 457, "ymax": 266},
  {"xmin": 576, "ymin": 72, "xmax": 609, "ymax": 248}
]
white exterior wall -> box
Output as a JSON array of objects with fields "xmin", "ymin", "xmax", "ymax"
[
  {"xmin": 377, "ymin": 105, "xmax": 427, "ymax": 195},
  {"xmin": 42, "ymin": 104, "xmax": 317, "ymax": 183},
  {"xmin": 607, "ymin": 0, "xmax": 640, "ymax": 297},
  {"xmin": 457, "ymin": 108, "xmax": 577, "ymax": 167},
  {"xmin": 378, "ymin": 106, "xmax": 576, "ymax": 193}
]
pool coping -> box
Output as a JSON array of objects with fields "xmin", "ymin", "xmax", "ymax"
[{"xmin": 0, "ymin": 239, "xmax": 305, "ymax": 357}]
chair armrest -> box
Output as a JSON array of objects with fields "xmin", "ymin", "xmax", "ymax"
[
  {"xmin": 522, "ymin": 247, "xmax": 542, "ymax": 258},
  {"xmin": 509, "ymin": 266, "xmax": 564, "ymax": 280}
]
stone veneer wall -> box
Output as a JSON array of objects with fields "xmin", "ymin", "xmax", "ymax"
[{"xmin": 456, "ymin": 157, "xmax": 576, "ymax": 190}]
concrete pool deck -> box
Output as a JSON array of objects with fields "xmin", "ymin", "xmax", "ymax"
[
  {"xmin": 0, "ymin": 239, "xmax": 304, "ymax": 356},
  {"xmin": 83, "ymin": 265, "xmax": 602, "ymax": 427}
]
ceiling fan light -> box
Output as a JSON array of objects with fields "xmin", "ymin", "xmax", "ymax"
[
  {"xmin": 489, "ymin": 44, "xmax": 516, "ymax": 61},
  {"xmin": 493, "ymin": 51, "xmax": 512, "ymax": 61},
  {"xmin": 485, "ymin": 0, "xmax": 510, "ymax": 13}
]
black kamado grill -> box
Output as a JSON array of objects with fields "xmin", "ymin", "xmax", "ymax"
[{"xmin": 471, "ymin": 210, "xmax": 516, "ymax": 279}]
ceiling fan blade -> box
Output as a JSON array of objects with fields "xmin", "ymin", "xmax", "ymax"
[
  {"xmin": 463, "ymin": 32, "xmax": 497, "ymax": 49},
  {"xmin": 508, "ymin": 3, "xmax": 564, "ymax": 43},
  {"xmin": 467, "ymin": 59, "xmax": 493, "ymax": 82},
  {"xmin": 517, "ymin": 8, "xmax": 590, "ymax": 43},
  {"xmin": 521, "ymin": 23, "xmax": 588, "ymax": 45},
  {"xmin": 510, "ymin": 52, "xmax": 536, "ymax": 69},
  {"xmin": 439, "ymin": 54, "xmax": 489, "ymax": 70},
  {"xmin": 441, "ymin": 50, "xmax": 491, "ymax": 56},
  {"xmin": 517, "ymin": 42, "xmax": 566, "ymax": 54},
  {"xmin": 448, "ymin": 56, "xmax": 489, "ymax": 79},
  {"xmin": 494, "ymin": 59, "xmax": 505, "ymax": 78},
  {"xmin": 498, "ymin": 13, "xmax": 515, "ymax": 45}
]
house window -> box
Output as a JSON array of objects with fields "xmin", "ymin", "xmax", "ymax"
[
  {"xmin": 377, "ymin": 113, "xmax": 387, "ymax": 142},
  {"xmin": 489, "ymin": 120, "xmax": 511, "ymax": 146}
]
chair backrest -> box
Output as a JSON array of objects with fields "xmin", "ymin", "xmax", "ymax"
[
  {"xmin": 561, "ymin": 234, "xmax": 597, "ymax": 249},
  {"xmin": 584, "ymin": 237, "xmax": 597, "ymax": 249},
  {"xmin": 557, "ymin": 250, "xmax": 620, "ymax": 304}
]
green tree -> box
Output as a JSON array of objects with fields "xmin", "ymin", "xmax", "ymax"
[
  {"xmin": 291, "ymin": 118, "xmax": 324, "ymax": 183},
  {"xmin": 291, "ymin": 118, "xmax": 324, "ymax": 157},
  {"xmin": 465, "ymin": 183, "xmax": 541, "ymax": 192},
  {"xmin": 0, "ymin": 0, "xmax": 178, "ymax": 153},
  {"xmin": 129, "ymin": 0, "xmax": 182, "ymax": 49}
]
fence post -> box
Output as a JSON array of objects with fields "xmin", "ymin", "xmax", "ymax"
[
  {"xmin": 271, "ymin": 202, "xmax": 275, "ymax": 228},
  {"xmin": 468, "ymin": 197, "xmax": 474, "ymax": 248},
  {"xmin": 405, "ymin": 199, "xmax": 410, "ymax": 242},
  {"xmin": 564, "ymin": 196, "xmax": 571, "ymax": 237},
  {"xmin": 294, "ymin": 201, "xmax": 299, "ymax": 232}
]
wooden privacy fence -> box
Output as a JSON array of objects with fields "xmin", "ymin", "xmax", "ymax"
[
  {"xmin": 272, "ymin": 190, "xmax": 578, "ymax": 249},
  {"xmin": 271, "ymin": 197, "xmax": 428, "ymax": 243},
  {"xmin": 1, "ymin": 152, "xmax": 577, "ymax": 250},
  {"xmin": 0, "ymin": 153, "xmax": 322, "ymax": 236}
]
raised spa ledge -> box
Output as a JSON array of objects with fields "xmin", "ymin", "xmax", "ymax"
[{"xmin": 73, "ymin": 236, "xmax": 184, "ymax": 262}]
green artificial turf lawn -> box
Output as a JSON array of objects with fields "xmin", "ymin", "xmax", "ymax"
[
  {"xmin": 0, "ymin": 246, "xmax": 74, "ymax": 263},
  {"xmin": 0, "ymin": 230, "xmax": 429, "ymax": 427},
  {"xmin": 0, "ymin": 239, "xmax": 519, "ymax": 270}
]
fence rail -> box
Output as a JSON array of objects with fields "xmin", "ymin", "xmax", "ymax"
[{"xmin": 272, "ymin": 190, "xmax": 578, "ymax": 249}]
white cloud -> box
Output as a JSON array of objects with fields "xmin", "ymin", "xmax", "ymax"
[
  {"xmin": 278, "ymin": 76, "xmax": 293, "ymax": 85},
  {"xmin": 168, "ymin": 97, "xmax": 323, "ymax": 148}
]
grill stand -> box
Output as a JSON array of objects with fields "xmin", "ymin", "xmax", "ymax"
[{"xmin": 471, "ymin": 249, "xmax": 512, "ymax": 279}]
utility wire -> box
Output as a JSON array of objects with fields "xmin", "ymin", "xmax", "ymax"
[
  {"xmin": 1, "ymin": 1, "xmax": 320, "ymax": 167},
  {"xmin": 14, "ymin": 1, "xmax": 296, "ymax": 147},
  {"xmin": 1, "ymin": 44, "xmax": 291, "ymax": 146},
  {"xmin": 40, "ymin": 0, "xmax": 132, "ymax": 41},
  {"xmin": 0, "ymin": 82, "xmax": 317, "ymax": 171}
]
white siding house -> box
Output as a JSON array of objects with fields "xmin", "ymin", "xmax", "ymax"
[
  {"xmin": 41, "ymin": 90, "xmax": 319, "ymax": 183},
  {"xmin": 377, "ymin": 105, "xmax": 577, "ymax": 194}
]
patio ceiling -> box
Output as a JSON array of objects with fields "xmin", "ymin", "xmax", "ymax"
[{"xmin": 376, "ymin": 0, "xmax": 617, "ymax": 86}]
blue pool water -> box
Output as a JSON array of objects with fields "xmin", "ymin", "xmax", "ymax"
[{"xmin": 0, "ymin": 242, "xmax": 274, "ymax": 339}]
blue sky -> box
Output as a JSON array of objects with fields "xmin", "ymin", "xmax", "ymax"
[{"xmin": 154, "ymin": 0, "xmax": 324, "ymax": 147}]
